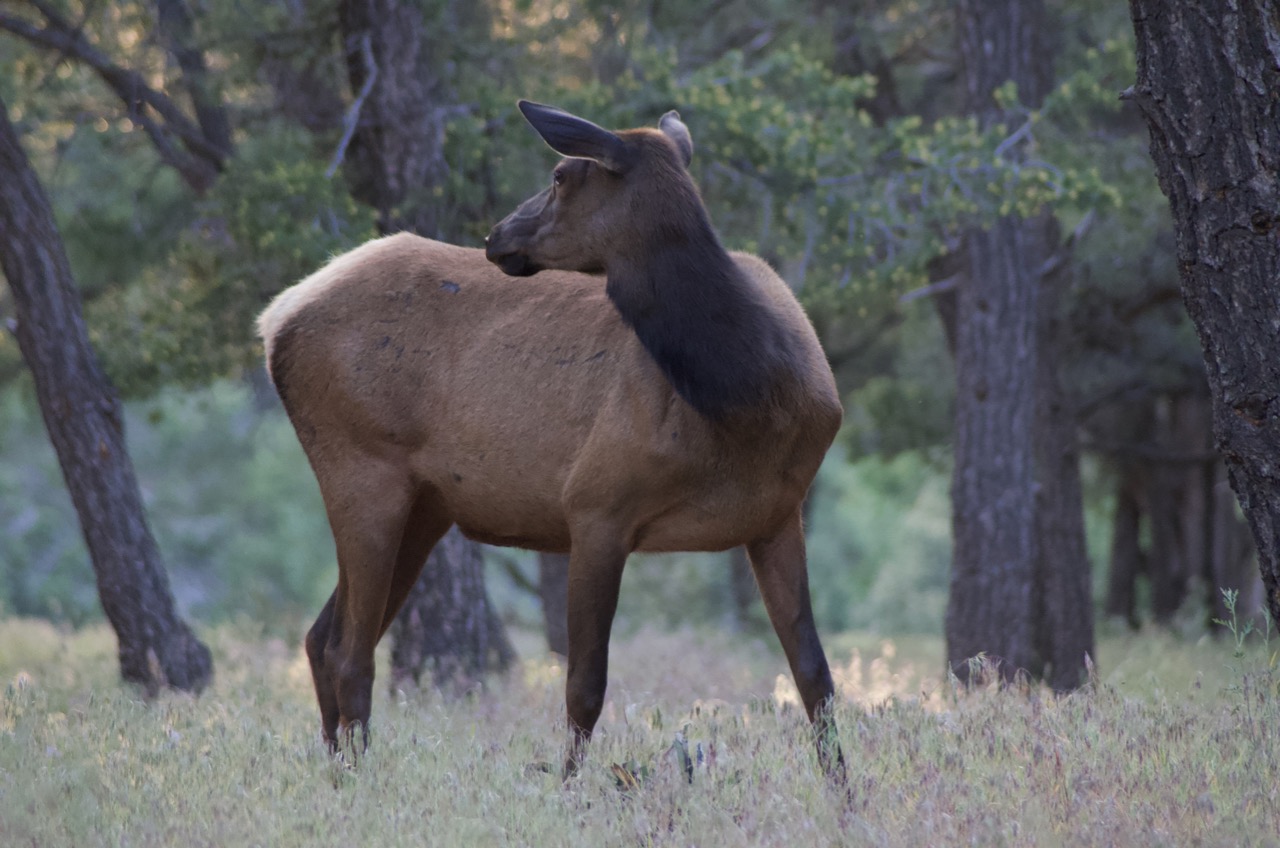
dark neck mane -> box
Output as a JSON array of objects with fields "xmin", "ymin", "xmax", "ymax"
[{"xmin": 605, "ymin": 212, "xmax": 796, "ymax": 421}]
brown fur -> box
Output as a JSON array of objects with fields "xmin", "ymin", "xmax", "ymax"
[{"xmin": 259, "ymin": 104, "xmax": 846, "ymax": 780}]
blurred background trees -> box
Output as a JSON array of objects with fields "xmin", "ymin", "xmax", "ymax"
[{"xmin": 0, "ymin": 0, "xmax": 1263, "ymax": 689}]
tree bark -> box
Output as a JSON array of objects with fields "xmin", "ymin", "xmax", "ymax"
[
  {"xmin": 1127, "ymin": 0, "xmax": 1280, "ymax": 626},
  {"xmin": 0, "ymin": 95, "xmax": 211, "ymax": 694},
  {"xmin": 538, "ymin": 552, "xmax": 570, "ymax": 656},
  {"xmin": 1032, "ymin": 253, "xmax": 1094, "ymax": 690},
  {"xmin": 726, "ymin": 546, "xmax": 759, "ymax": 631},
  {"xmin": 1104, "ymin": 465, "xmax": 1144, "ymax": 627},
  {"xmin": 1208, "ymin": 461, "xmax": 1260, "ymax": 625},
  {"xmin": 1146, "ymin": 399, "xmax": 1190, "ymax": 623},
  {"xmin": 389, "ymin": 526, "xmax": 515, "ymax": 693},
  {"xmin": 946, "ymin": 0, "xmax": 1092, "ymax": 687},
  {"xmin": 334, "ymin": 0, "xmax": 470, "ymax": 236},
  {"xmin": 946, "ymin": 217, "xmax": 1042, "ymax": 681}
]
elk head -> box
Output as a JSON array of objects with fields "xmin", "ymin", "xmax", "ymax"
[{"xmin": 485, "ymin": 100, "xmax": 695, "ymax": 277}]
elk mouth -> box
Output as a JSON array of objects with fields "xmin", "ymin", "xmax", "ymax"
[
  {"xmin": 484, "ymin": 233, "xmax": 542, "ymax": 277},
  {"xmin": 488, "ymin": 249, "xmax": 540, "ymax": 278}
]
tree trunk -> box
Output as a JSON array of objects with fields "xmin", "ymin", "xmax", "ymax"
[
  {"xmin": 1032, "ymin": 253, "xmax": 1094, "ymax": 690},
  {"xmin": 538, "ymin": 552, "xmax": 570, "ymax": 657},
  {"xmin": 726, "ymin": 546, "xmax": 759, "ymax": 631},
  {"xmin": 946, "ymin": 0, "xmax": 1092, "ymax": 686},
  {"xmin": 946, "ymin": 218, "xmax": 1042, "ymax": 681},
  {"xmin": 1208, "ymin": 461, "xmax": 1261, "ymax": 625},
  {"xmin": 0, "ymin": 95, "xmax": 212, "ymax": 695},
  {"xmin": 1127, "ymin": 1, "xmax": 1280, "ymax": 626},
  {"xmin": 1146, "ymin": 398, "xmax": 1190, "ymax": 622},
  {"xmin": 1104, "ymin": 466, "xmax": 1144, "ymax": 627},
  {"xmin": 335, "ymin": 0, "xmax": 463, "ymax": 237},
  {"xmin": 389, "ymin": 526, "xmax": 515, "ymax": 693}
]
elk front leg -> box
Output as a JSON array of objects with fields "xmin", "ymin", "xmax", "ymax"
[
  {"xmin": 748, "ymin": 510, "xmax": 847, "ymax": 783},
  {"xmin": 562, "ymin": 523, "xmax": 629, "ymax": 779}
]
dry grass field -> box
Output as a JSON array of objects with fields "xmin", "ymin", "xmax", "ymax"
[{"xmin": 2, "ymin": 615, "xmax": 1278, "ymax": 846}]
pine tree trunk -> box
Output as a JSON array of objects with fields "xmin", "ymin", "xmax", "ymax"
[
  {"xmin": 0, "ymin": 96, "xmax": 212, "ymax": 694},
  {"xmin": 947, "ymin": 218, "xmax": 1042, "ymax": 681},
  {"xmin": 946, "ymin": 0, "xmax": 1045, "ymax": 682},
  {"xmin": 389, "ymin": 526, "xmax": 514, "ymax": 693},
  {"xmin": 1127, "ymin": 1, "xmax": 1280, "ymax": 626},
  {"xmin": 336, "ymin": 0, "xmax": 462, "ymax": 237},
  {"xmin": 726, "ymin": 546, "xmax": 759, "ymax": 631},
  {"xmin": 1105, "ymin": 467, "xmax": 1144, "ymax": 627},
  {"xmin": 154, "ymin": 0, "xmax": 233, "ymax": 160},
  {"xmin": 1208, "ymin": 460, "xmax": 1260, "ymax": 624},
  {"xmin": 1033, "ymin": 253, "xmax": 1094, "ymax": 690},
  {"xmin": 946, "ymin": 0, "xmax": 1092, "ymax": 686},
  {"xmin": 538, "ymin": 552, "xmax": 570, "ymax": 656},
  {"xmin": 1146, "ymin": 456, "xmax": 1188, "ymax": 623}
]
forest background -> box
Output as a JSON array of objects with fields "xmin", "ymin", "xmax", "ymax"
[{"xmin": 0, "ymin": 0, "xmax": 1261, "ymax": 666}]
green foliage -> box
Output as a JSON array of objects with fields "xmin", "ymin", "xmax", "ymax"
[
  {"xmin": 0, "ymin": 392, "xmax": 100, "ymax": 624},
  {"xmin": 86, "ymin": 127, "xmax": 376, "ymax": 396},
  {"xmin": 841, "ymin": 307, "xmax": 954, "ymax": 458},
  {"xmin": 2, "ymin": 0, "xmax": 1146, "ymax": 398},
  {"xmin": 565, "ymin": 37, "xmax": 1117, "ymax": 322},
  {"xmin": 612, "ymin": 550, "xmax": 747, "ymax": 633},
  {"xmin": 807, "ymin": 449, "xmax": 952, "ymax": 633},
  {"xmin": 45, "ymin": 129, "xmax": 194, "ymax": 302}
]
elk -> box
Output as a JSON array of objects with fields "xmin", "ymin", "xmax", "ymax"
[{"xmin": 257, "ymin": 101, "xmax": 846, "ymax": 779}]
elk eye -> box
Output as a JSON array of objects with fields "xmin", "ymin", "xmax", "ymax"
[{"xmin": 553, "ymin": 169, "xmax": 565, "ymax": 186}]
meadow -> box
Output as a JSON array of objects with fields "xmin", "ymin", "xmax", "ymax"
[{"xmin": 2, "ymin": 615, "xmax": 1279, "ymax": 847}]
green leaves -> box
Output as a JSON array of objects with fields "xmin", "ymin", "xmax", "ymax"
[
  {"xmin": 534, "ymin": 34, "xmax": 1125, "ymax": 319},
  {"xmin": 87, "ymin": 126, "xmax": 376, "ymax": 397}
]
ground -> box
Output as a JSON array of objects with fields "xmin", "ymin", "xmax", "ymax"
[{"xmin": 1, "ymin": 617, "xmax": 1277, "ymax": 846}]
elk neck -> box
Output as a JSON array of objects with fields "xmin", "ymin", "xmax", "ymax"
[{"xmin": 603, "ymin": 205, "xmax": 796, "ymax": 423}]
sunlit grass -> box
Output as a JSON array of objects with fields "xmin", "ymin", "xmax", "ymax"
[{"xmin": 2, "ymin": 617, "xmax": 1279, "ymax": 846}]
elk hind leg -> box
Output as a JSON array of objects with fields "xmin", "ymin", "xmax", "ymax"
[
  {"xmin": 305, "ymin": 591, "xmax": 341, "ymax": 747},
  {"xmin": 748, "ymin": 510, "xmax": 846, "ymax": 782},
  {"xmin": 312, "ymin": 457, "xmax": 417, "ymax": 752},
  {"xmin": 377, "ymin": 488, "xmax": 452, "ymax": 641}
]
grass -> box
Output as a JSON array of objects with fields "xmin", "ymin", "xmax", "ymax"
[{"xmin": 2, "ymin": 617, "xmax": 1279, "ymax": 847}]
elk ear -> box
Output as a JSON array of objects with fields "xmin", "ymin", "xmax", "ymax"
[
  {"xmin": 659, "ymin": 110, "xmax": 693, "ymax": 168},
  {"xmin": 518, "ymin": 100, "xmax": 635, "ymax": 175}
]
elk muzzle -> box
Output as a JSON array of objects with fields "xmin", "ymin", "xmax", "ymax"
[{"xmin": 485, "ymin": 190, "xmax": 550, "ymax": 277}]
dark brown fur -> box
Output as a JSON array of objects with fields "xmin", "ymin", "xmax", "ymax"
[{"xmin": 259, "ymin": 103, "xmax": 846, "ymax": 779}]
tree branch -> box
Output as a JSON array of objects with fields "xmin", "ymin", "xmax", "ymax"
[
  {"xmin": 898, "ymin": 273, "xmax": 960, "ymax": 305},
  {"xmin": 325, "ymin": 31, "xmax": 376, "ymax": 179},
  {"xmin": 154, "ymin": 0, "xmax": 233, "ymax": 157},
  {"xmin": 1038, "ymin": 209, "xmax": 1096, "ymax": 278},
  {"xmin": 0, "ymin": 4, "xmax": 225, "ymax": 192}
]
